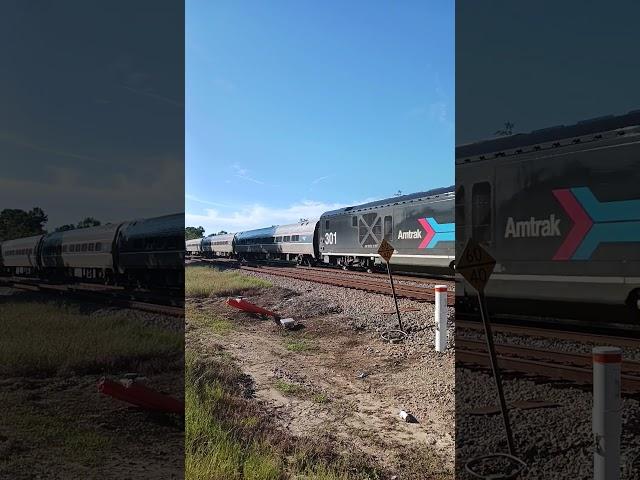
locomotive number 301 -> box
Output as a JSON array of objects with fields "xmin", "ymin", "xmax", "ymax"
[{"xmin": 324, "ymin": 232, "xmax": 337, "ymax": 245}]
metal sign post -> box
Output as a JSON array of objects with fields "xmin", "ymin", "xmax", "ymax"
[
  {"xmin": 378, "ymin": 239, "xmax": 403, "ymax": 332},
  {"xmin": 477, "ymin": 290, "xmax": 516, "ymax": 456},
  {"xmin": 458, "ymin": 238, "xmax": 516, "ymax": 458}
]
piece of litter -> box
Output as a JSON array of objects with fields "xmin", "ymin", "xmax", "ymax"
[
  {"xmin": 279, "ymin": 318, "xmax": 295, "ymax": 329},
  {"xmin": 399, "ymin": 410, "xmax": 418, "ymax": 423},
  {"xmin": 356, "ymin": 372, "xmax": 369, "ymax": 379}
]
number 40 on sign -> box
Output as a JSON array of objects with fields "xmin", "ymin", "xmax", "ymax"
[{"xmin": 457, "ymin": 239, "xmax": 496, "ymax": 294}]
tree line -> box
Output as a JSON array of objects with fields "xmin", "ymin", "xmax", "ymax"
[
  {"xmin": 185, "ymin": 226, "xmax": 227, "ymax": 240},
  {"xmin": 0, "ymin": 208, "xmax": 101, "ymax": 242}
]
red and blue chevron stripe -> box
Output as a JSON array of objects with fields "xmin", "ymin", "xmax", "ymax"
[
  {"xmin": 553, "ymin": 187, "xmax": 640, "ymax": 260},
  {"xmin": 418, "ymin": 217, "xmax": 454, "ymax": 249}
]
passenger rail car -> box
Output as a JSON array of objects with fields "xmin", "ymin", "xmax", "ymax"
[
  {"xmin": 456, "ymin": 110, "xmax": 640, "ymax": 317},
  {"xmin": 186, "ymin": 238, "xmax": 203, "ymax": 256},
  {"xmin": 235, "ymin": 221, "xmax": 317, "ymax": 264},
  {"xmin": 116, "ymin": 213, "xmax": 185, "ymax": 287},
  {"xmin": 40, "ymin": 224, "xmax": 120, "ymax": 281},
  {"xmin": 0, "ymin": 213, "xmax": 185, "ymax": 288},
  {"xmin": 202, "ymin": 233, "xmax": 235, "ymax": 258},
  {"xmin": 1, "ymin": 234, "xmax": 44, "ymax": 275},
  {"xmin": 319, "ymin": 187, "xmax": 455, "ymax": 274}
]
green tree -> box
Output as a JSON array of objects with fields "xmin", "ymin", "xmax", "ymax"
[
  {"xmin": 185, "ymin": 226, "xmax": 205, "ymax": 240},
  {"xmin": 55, "ymin": 224, "xmax": 76, "ymax": 232},
  {"xmin": 77, "ymin": 217, "xmax": 101, "ymax": 229},
  {"xmin": 217, "ymin": 230, "xmax": 228, "ymax": 235},
  {"xmin": 0, "ymin": 208, "xmax": 48, "ymax": 241}
]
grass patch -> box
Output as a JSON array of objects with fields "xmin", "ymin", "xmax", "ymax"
[
  {"xmin": 274, "ymin": 379, "xmax": 305, "ymax": 396},
  {"xmin": 185, "ymin": 348, "xmax": 384, "ymax": 480},
  {"xmin": 0, "ymin": 387, "xmax": 114, "ymax": 471},
  {"xmin": 0, "ymin": 303, "xmax": 183, "ymax": 377},
  {"xmin": 186, "ymin": 266, "xmax": 271, "ymax": 298},
  {"xmin": 312, "ymin": 393, "xmax": 330, "ymax": 404},
  {"xmin": 188, "ymin": 306, "xmax": 234, "ymax": 334},
  {"xmin": 285, "ymin": 338, "xmax": 316, "ymax": 353},
  {"xmin": 274, "ymin": 380, "xmax": 330, "ymax": 405}
]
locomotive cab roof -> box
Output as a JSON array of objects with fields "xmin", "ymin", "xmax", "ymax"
[
  {"xmin": 456, "ymin": 109, "xmax": 640, "ymax": 164},
  {"xmin": 321, "ymin": 186, "xmax": 454, "ymax": 217}
]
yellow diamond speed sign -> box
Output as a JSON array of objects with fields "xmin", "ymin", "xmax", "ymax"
[
  {"xmin": 377, "ymin": 239, "xmax": 395, "ymax": 263},
  {"xmin": 457, "ymin": 238, "xmax": 496, "ymax": 293}
]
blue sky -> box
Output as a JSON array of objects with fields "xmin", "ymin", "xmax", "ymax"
[
  {"xmin": 186, "ymin": 1, "xmax": 454, "ymax": 234},
  {"xmin": 1, "ymin": 1, "xmax": 183, "ymax": 229},
  {"xmin": 457, "ymin": 0, "xmax": 640, "ymax": 144}
]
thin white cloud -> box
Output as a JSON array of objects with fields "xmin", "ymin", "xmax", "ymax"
[
  {"xmin": 311, "ymin": 175, "xmax": 331, "ymax": 185},
  {"xmin": 231, "ymin": 164, "xmax": 266, "ymax": 185},
  {"xmin": 0, "ymin": 159, "xmax": 183, "ymax": 230},
  {"xmin": 186, "ymin": 200, "xmax": 352, "ymax": 234},
  {"xmin": 185, "ymin": 194, "xmax": 231, "ymax": 208},
  {"xmin": 429, "ymin": 101, "xmax": 448, "ymax": 125},
  {"xmin": 0, "ymin": 130, "xmax": 97, "ymax": 162},
  {"xmin": 121, "ymin": 85, "xmax": 184, "ymax": 108}
]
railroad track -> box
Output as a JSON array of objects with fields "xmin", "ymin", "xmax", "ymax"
[
  {"xmin": 457, "ymin": 319, "xmax": 640, "ymax": 349},
  {"xmin": 457, "ymin": 337, "xmax": 640, "ymax": 394},
  {"xmin": 1, "ymin": 278, "xmax": 184, "ymax": 317},
  {"xmin": 238, "ymin": 264, "xmax": 455, "ymax": 305},
  {"xmin": 293, "ymin": 265, "xmax": 451, "ymax": 284},
  {"xmin": 187, "ymin": 256, "xmax": 454, "ymax": 282}
]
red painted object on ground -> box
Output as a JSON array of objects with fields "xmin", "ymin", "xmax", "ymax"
[
  {"xmin": 226, "ymin": 297, "xmax": 280, "ymax": 319},
  {"xmin": 98, "ymin": 378, "xmax": 184, "ymax": 414}
]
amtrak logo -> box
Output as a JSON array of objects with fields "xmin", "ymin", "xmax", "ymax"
[
  {"xmin": 417, "ymin": 217, "xmax": 454, "ymax": 249},
  {"xmin": 397, "ymin": 229, "xmax": 422, "ymax": 240},
  {"xmin": 504, "ymin": 215, "xmax": 561, "ymax": 238},
  {"xmin": 552, "ymin": 187, "xmax": 640, "ymax": 260}
]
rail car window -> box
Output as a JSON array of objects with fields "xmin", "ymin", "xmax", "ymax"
[
  {"xmin": 82, "ymin": 243, "xmax": 88, "ymax": 252},
  {"xmin": 283, "ymin": 236, "xmax": 290, "ymax": 242},
  {"xmin": 88, "ymin": 243, "xmax": 95, "ymax": 252},
  {"xmin": 63, "ymin": 245, "xmax": 68, "ymax": 252},
  {"xmin": 292, "ymin": 235, "xmax": 299, "ymax": 242},
  {"xmin": 456, "ymin": 186, "xmax": 465, "ymax": 240},
  {"xmin": 472, "ymin": 182, "xmax": 492, "ymax": 242},
  {"xmin": 352, "ymin": 216, "xmax": 357, "ymax": 227},
  {"xmin": 276, "ymin": 236, "xmax": 282, "ymax": 242},
  {"xmin": 383, "ymin": 216, "xmax": 392, "ymax": 241},
  {"xmin": 96, "ymin": 243, "xmax": 102, "ymax": 251}
]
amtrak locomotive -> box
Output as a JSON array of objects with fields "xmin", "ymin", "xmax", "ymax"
[
  {"xmin": 187, "ymin": 187, "xmax": 455, "ymax": 275},
  {"xmin": 456, "ymin": 110, "xmax": 640, "ymax": 317}
]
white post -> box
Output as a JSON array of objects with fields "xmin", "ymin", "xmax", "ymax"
[
  {"xmin": 593, "ymin": 346, "xmax": 622, "ymax": 480},
  {"xmin": 434, "ymin": 285, "xmax": 448, "ymax": 352}
]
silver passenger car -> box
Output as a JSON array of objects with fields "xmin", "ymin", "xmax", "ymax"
[
  {"xmin": 202, "ymin": 233, "xmax": 235, "ymax": 257},
  {"xmin": 40, "ymin": 224, "xmax": 121, "ymax": 280},
  {"xmin": 1, "ymin": 234, "xmax": 44, "ymax": 274},
  {"xmin": 186, "ymin": 238, "xmax": 203, "ymax": 255},
  {"xmin": 235, "ymin": 220, "xmax": 317, "ymax": 262}
]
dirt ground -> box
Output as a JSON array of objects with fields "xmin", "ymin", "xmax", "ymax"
[
  {"xmin": 187, "ymin": 284, "xmax": 455, "ymax": 479},
  {"xmin": 0, "ymin": 292, "xmax": 184, "ymax": 480},
  {"xmin": 0, "ymin": 373, "xmax": 184, "ymax": 480}
]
